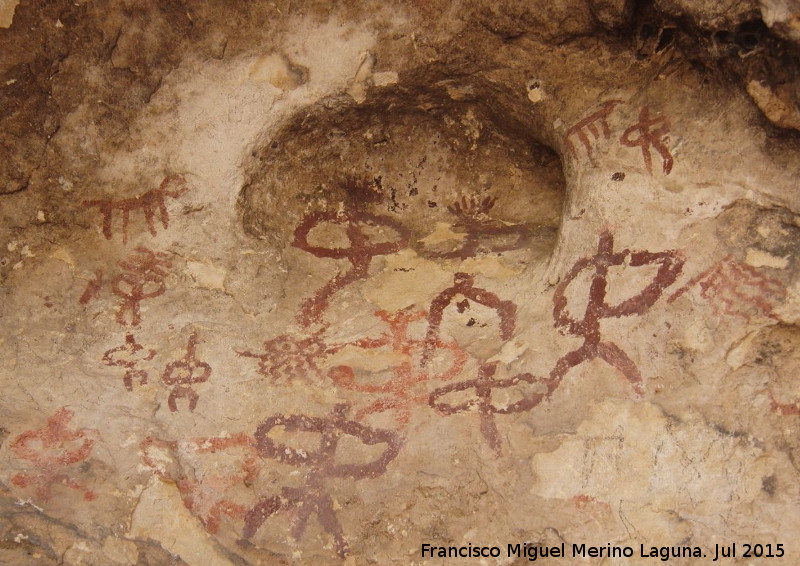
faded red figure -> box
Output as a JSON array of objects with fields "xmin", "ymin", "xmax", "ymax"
[
  {"xmin": 668, "ymin": 256, "xmax": 786, "ymax": 321},
  {"xmin": 416, "ymin": 194, "xmax": 531, "ymax": 259},
  {"xmin": 564, "ymin": 99, "xmax": 624, "ymax": 158},
  {"xmin": 620, "ymin": 106, "xmax": 674, "ymax": 175},
  {"xmin": 240, "ymin": 404, "xmax": 401, "ymax": 557},
  {"xmin": 292, "ymin": 179, "xmax": 410, "ymax": 326},
  {"xmin": 422, "ymin": 272, "xmax": 516, "ymax": 365},
  {"xmin": 237, "ymin": 327, "xmax": 332, "ymax": 383},
  {"xmin": 10, "ymin": 407, "xmax": 100, "ymax": 502},
  {"xmin": 550, "ymin": 231, "xmax": 684, "ymax": 395},
  {"xmin": 83, "ymin": 174, "xmax": 188, "ymax": 245},
  {"xmin": 328, "ymin": 308, "xmax": 468, "ymax": 425},
  {"xmin": 102, "ymin": 333, "xmax": 156, "ymax": 390},
  {"xmin": 111, "ymin": 247, "xmax": 172, "ymax": 326},
  {"xmin": 161, "ymin": 332, "xmax": 211, "ymax": 412},
  {"xmin": 140, "ymin": 433, "xmax": 261, "ymax": 534},
  {"xmin": 429, "ymin": 361, "xmax": 547, "ymax": 452}
]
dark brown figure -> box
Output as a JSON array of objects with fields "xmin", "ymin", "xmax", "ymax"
[
  {"xmin": 416, "ymin": 194, "xmax": 531, "ymax": 259},
  {"xmin": 619, "ymin": 106, "xmax": 674, "ymax": 175},
  {"xmin": 292, "ymin": 206, "xmax": 410, "ymax": 326},
  {"xmin": 161, "ymin": 332, "xmax": 211, "ymax": 412},
  {"xmin": 429, "ymin": 361, "xmax": 546, "ymax": 451},
  {"xmin": 422, "ymin": 272, "xmax": 516, "ymax": 366},
  {"xmin": 668, "ymin": 256, "xmax": 786, "ymax": 321},
  {"xmin": 241, "ymin": 404, "xmax": 401, "ymax": 557},
  {"xmin": 550, "ymin": 231, "xmax": 684, "ymax": 395},
  {"xmin": 328, "ymin": 308, "xmax": 468, "ymax": 425},
  {"xmin": 564, "ymin": 100, "xmax": 624, "ymax": 158},
  {"xmin": 102, "ymin": 333, "xmax": 156, "ymax": 390},
  {"xmin": 111, "ymin": 247, "xmax": 172, "ymax": 327},
  {"xmin": 83, "ymin": 174, "xmax": 188, "ymax": 245}
]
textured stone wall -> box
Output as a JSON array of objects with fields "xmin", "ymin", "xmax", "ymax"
[{"xmin": 1, "ymin": 1, "xmax": 800, "ymax": 565}]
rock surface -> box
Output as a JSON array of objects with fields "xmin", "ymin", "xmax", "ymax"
[{"xmin": 1, "ymin": 1, "xmax": 800, "ymax": 565}]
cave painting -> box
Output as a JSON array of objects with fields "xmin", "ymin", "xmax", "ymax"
[
  {"xmin": 83, "ymin": 174, "xmax": 188, "ymax": 245},
  {"xmin": 416, "ymin": 194, "xmax": 531, "ymax": 259},
  {"xmin": 141, "ymin": 433, "xmax": 261, "ymax": 534},
  {"xmin": 241, "ymin": 404, "xmax": 401, "ymax": 557},
  {"xmin": 429, "ymin": 361, "xmax": 547, "ymax": 451},
  {"xmin": 668, "ymin": 255, "xmax": 786, "ymax": 321},
  {"xmin": 565, "ymin": 100, "xmax": 675, "ymax": 175},
  {"xmin": 565, "ymin": 99, "xmax": 624, "ymax": 158},
  {"xmin": 237, "ymin": 327, "xmax": 332, "ymax": 383},
  {"xmin": 292, "ymin": 203, "xmax": 410, "ymax": 326},
  {"xmin": 619, "ymin": 106, "xmax": 674, "ymax": 175},
  {"xmin": 550, "ymin": 230, "xmax": 684, "ymax": 394},
  {"xmin": 328, "ymin": 308, "xmax": 468, "ymax": 425},
  {"xmin": 161, "ymin": 332, "xmax": 212, "ymax": 412},
  {"xmin": 422, "ymin": 272, "xmax": 516, "ymax": 365},
  {"xmin": 10, "ymin": 407, "xmax": 100, "ymax": 502},
  {"xmin": 103, "ymin": 333, "xmax": 157, "ymax": 391}
]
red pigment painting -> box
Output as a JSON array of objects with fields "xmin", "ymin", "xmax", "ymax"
[
  {"xmin": 550, "ymin": 231, "xmax": 684, "ymax": 395},
  {"xmin": 292, "ymin": 206, "xmax": 410, "ymax": 326},
  {"xmin": 161, "ymin": 332, "xmax": 212, "ymax": 412},
  {"xmin": 102, "ymin": 333, "xmax": 156, "ymax": 391},
  {"xmin": 416, "ymin": 194, "xmax": 531, "ymax": 259},
  {"xmin": 328, "ymin": 308, "xmax": 468, "ymax": 425},
  {"xmin": 83, "ymin": 174, "xmax": 188, "ymax": 245},
  {"xmin": 10, "ymin": 407, "xmax": 100, "ymax": 502},
  {"xmin": 668, "ymin": 255, "xmax": 786, "ymax": 321},
  {"xmin": 141, "ymin": 433, "xmax": 261, "ymax": 534},
  {"xmin": 241, "ymin": 404, "xmax": 401, "ymax": 557},
  {"xmin": 429, "ymin": 361, "xmax": 547, "ymax": 451}
]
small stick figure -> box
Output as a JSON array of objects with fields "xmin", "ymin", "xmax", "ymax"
[
  {"xmin": 161, "ymin": 332, "xmax": 211, "ymax": 412},
  {"xmin": 102, "ymin": 333, "xmax": 156, "ymax": 390},
  {"xmin": 619, "ymin": 106, "xmax": 674, "ymax": 175}
]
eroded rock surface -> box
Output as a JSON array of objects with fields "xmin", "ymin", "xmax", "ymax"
[{"xmin": 1, "ymin": 1, "xmax": 800, "ymax": 564}]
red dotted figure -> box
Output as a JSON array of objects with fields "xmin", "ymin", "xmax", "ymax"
[
  {"xmin": 83, "ymin": 174, "xmax": 188, "ymax": 245},
  {"xmin": 111, "ymin": 247, "xmax": 172, "ymax": 327},
  {"xmin": 161, "ymin": 332, "xmax": 211, "ymax": 412},
  {"xmin": 141, "ymin": 433, "xmax": 261, "ymax": 534},
  {"xmin": 240, "ymin": 404, "xmax": 401, "ymax": 558},
  {"xmin": 10, "ymin": 408, "xmax": 100, "ymax": 502},
  {"xmin": 620, "ymin": 106, "xmax": 674, "ymax": 175},
  {"xmin": 102, "ymin": 333, "xmax": 156, "ymax": 391},
  {"xmin": 237, "ymin": 327, "xmax": 332, "ymax": 383},
  {"xmin": 328, "ymin": 308, "xmax": 468, "ymax": 426},
  {"xmin": 292, "ymin": 204, "xmax": 410, "ymax": 327},
  {"xmin": 550, "ymin": 231, "xmax": 684, "ymax": 395},
  {"xmin": 429, "ymin": 361, "xmax": 547, "ymax": 452}
]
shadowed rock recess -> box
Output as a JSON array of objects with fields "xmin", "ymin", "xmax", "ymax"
[{"xmin": 1, "ymin": 0, "xmax": 800, "ymax": 564}]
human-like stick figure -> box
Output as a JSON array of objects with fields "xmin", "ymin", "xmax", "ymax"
[
  {"xmin": 429, "ymin": 361, "xmax": 546, "ymax": 451},
  {"xmin": 619, "ymin": 106, "xmax": 674, "ymax": 175},
  {"xmin": 550, "ymin": 231, "xmax": 684, "ymax": 394},
  {"xmin": 102, "ymin": 333, "xmax": 156, "ymax": 390},
  {"xmin": 328, "ymin": 308, "xmax": 468, "ymax": 425},
  {"xmin": 422, "ymin": 272, "xmax": 516, "ymax": 366},
  {"xmin": 292, "ymin": 205, "xmax": 410, "ymax": 327},
  {"xmin": 111, "ymin": 247, "xmax": 172, "ymax": 327},
  {"xmin": 240, "ymin": 404, "xmax": 401, "ymax": 557},
  {"xmin": 161, "ymin": 332, "xmax": 212, "ymax": 412}
]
